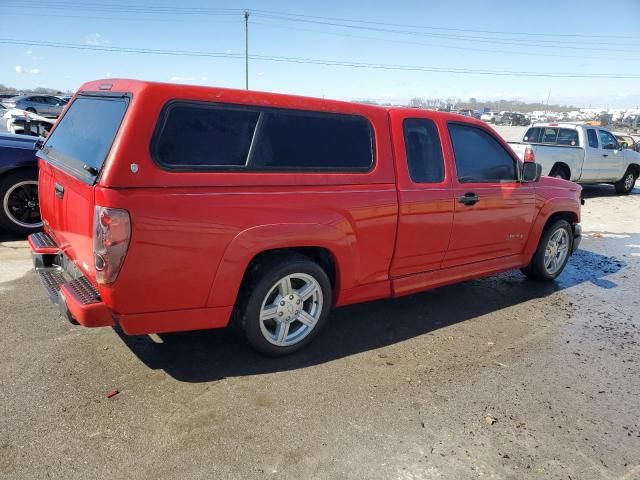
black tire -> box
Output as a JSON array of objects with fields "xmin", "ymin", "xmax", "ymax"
[
  {"xmin": 239, "ymin": 253, "xmax": 332, "ymax": 356},
  {"xmin": 0, "ymin": 169, "xmax": 42, "ymax": 235},
  {"xmin": 25, "ymin": 107, "xmax": 37, "ymax": 114},
  {"xmin": 614, "ymin": 168, "xmax": 637, "ymax": 195},
  {"xmin": 521, "ymin": 219, "xmax": 573, "ymax": 281},
  {"xmin": 549, "ymin": 165, "xmax": 570, "ymax": 180}
]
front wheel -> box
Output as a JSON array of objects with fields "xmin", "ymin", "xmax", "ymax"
[
  {"xmin": 240, "ymin": 253, "xmax": 332, "ymax": 356},
  {"xmin": 521, "ymin": 220, "xmax": 573, "ymax": 281},
  {"xmin": 614, "ymin": 168, "xmax": 637, "ymax": 195}
]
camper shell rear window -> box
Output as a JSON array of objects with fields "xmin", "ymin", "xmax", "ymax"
[{"xmin": 38, "ymin": 94, "xmax": 129, "ymax": 184}]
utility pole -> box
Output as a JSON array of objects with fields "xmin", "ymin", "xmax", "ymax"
[
  {"xmin": 545, "ymin": 89, "xmax": 551, "ymax": 114},
  {"xmin": 244, "ymin": 10, "xmax": 250, "ymax": 90}
]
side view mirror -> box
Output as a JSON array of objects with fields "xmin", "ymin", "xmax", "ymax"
[
  {"xmin": 522, "ymin": 162, "xmax": 542, "ymax": 182},
  {"xmin": 619, "ymin": 142, "xmax": 628, "ymax": 149}
]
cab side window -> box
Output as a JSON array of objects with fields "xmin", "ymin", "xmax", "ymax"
[
  {"xmin": 586, "ymin": 129, "xmax": 599, "ymax": 148},
  {"xmin": 403, "ymin": 118, "xmax": 445, "ymax": 183},
  {"xmin": 598, "ymin": 130, "xmax": 618, "ymax": 150},
  {"xmin": 449, "ymin": 123, "xmax": 517, "ymax": 183}
]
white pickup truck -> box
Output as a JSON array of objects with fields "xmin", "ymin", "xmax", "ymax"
[{"xmin": 509, "ymin": 123, "xmax": 640, "ymax": 194}]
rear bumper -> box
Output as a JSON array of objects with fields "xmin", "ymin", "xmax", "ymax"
[
  {"xmin": 28, "ymin": 232, "xmax": 114, "ymax": 328},
  {"xmin": 572, "ymin": 224, "xmax": 582, "ymax": 253}
]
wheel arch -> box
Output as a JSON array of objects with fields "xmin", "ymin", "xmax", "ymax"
[
  {"xmin": 549, "ymin": 162, "xmax": 571, "ymax": 179},
  {"xmin": 524, "ymin": 204, "xmax": 579, "ymax": 261},
  {"xmin": 206, "ymin": 223, "xmax": 358, "ymax": 309}
]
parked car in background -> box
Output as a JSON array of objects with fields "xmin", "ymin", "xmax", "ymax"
[
  {"xmin": 497, "ymin": 112, "xmax": 530, "ymax": 126},
  {"xmin": 0, "ymin": 133, "xmax": 41, "ymax": 234},
  {"xmin": 0, "ymin": 95, "xmax": 67, "ymax": 117},
  {"xmin": 613, "ymin": 132, "xmax": 640, "ymax": 152},
  {"xmin": 1, "ymin": 108, "xmax": 55, "ymax": 136},
  {"xmin": 29, "ymin": 79, "xmax": 582, "ymax": 355},
  {"xmin": 509, "ymin": 123, "xmax": 640, "ymax": 194},
  {"xmin": 480, "ymin": 111, "xmax": 499, "ymax": 123},
  {"xmin": 455, "ymin": 109, "xmax": 475, "ymax": 117}
]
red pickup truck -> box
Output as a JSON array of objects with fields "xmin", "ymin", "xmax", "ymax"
[{"xmin": 29, "ymin": 79, "xmax": 582, "ymax": 355}]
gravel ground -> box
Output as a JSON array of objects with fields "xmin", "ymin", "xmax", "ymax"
[{"xmin": 0, "ymin": 168, "xmax": 639, "ymax": 478}]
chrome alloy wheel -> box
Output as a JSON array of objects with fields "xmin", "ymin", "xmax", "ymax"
[
  {"xmin": 624, "ymin": 172, "xmax": 635, "ymax": 191},
  {"xmin": 3, "ymin": 180, "xmax": 42, "ymax": 229},
  {"xmin": 259, "ymin": 273, "xmax": 323, "ymax": 347},
  {"xmin": 543, "ymin": 228, "xmax": 569, "ymax": 276}
]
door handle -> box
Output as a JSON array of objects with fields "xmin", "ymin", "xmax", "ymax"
[
  {"xmin": 602, "ymin": 154, "xmax": 609, "ymax": 157},
  {"xmin": 458, "ymin": 192, "xmax": 480, "ymax": 206},
  {"xmin": 54, "ymin": 183, "xmax": 64, "ymax": 199}
]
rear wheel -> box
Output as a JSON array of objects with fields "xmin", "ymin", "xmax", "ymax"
[
  {"xmin": 521, "ymin": 219, "xmax": 572, "ymax": 281},
  {"xmin": 549, "ymin": 164, "xmax": 570, "ymax": 180},
  {"xmin": 239, "ymin": 253, "xmax": 332, "ymax": 356},
  {"xmin": 0, "ymin": 170, "xmax": 42, "ymax": 235},
  {"xmin": 25, "ymin": 107, "xmax": 36, "ymax": 114},
  {"xmin": 614, "ymin": 168, "xmax": 637, "ymax": 195}
]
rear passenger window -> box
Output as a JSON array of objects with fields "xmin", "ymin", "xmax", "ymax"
[
  {"xmin": 153, "ymin": 104, "xmax": 259, "ymax": 168},
  {"xmin": 557, "ymin": 129, "xmax": 579, "ymax": 146},
  {"xmin": 251, "ymin": 111, "xmax": 373, "ymax": 171},
  {"xmin": 449, "ymin": 123, "xmax": 517, "ymax": 183},
  {"xmin": 541, "ymin": 128, "xmax": 558, "ymax": 144},
  {"xmin": 152, "ymin": 102, "xmax": 374, "ymax": 171},
  {"xmin": 587, "ymin": 129, "xmax": 599, "ymax": 148},
  {"xmin": 403, "ymin": 118, "xmax": 444, "ymax": 183},
  {"xmin": 523, "ymin": 127, "xmax": 541, "ymax": 143}
]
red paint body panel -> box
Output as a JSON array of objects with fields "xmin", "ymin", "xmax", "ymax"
[{"xmin": 35, "ymin": 79, "xmax": 582, "ymax": 335}]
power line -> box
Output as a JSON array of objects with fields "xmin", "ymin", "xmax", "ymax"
[
  {"xmin": 251, "ymin": 20, "xmax": 640, "ymax": 62},
  {"xmin": 14, "ymin": 1, "xmax": 640, "ymax": 43},
  {"xmin": 2, "ymin": 11, "xmax": 243, "ymax": 24},
  {"xmin": 250, "ymin": 13, "xmax": 639, "ymax": 52},
  {"xmin": 249, "ymin": 8, "xmax": 640, "ymax": 40},
  {"xmin": 1, "ymin": 38, "xmax": 639, "ymax": 79}
]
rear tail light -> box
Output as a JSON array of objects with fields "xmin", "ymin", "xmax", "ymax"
[
  {"xmin": 93, "ymin": 206, "xmax": 131, "ymax": 284},
  {"xmin": 523, "ymin": 146, "xmax": 535, "ymax": 162}
]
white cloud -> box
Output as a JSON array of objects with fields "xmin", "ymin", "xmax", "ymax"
[
  {"xmin": 258, "ymin": 71, "xmax": 264, "ymax": 76},
  {"xmin": 85, "ymin": 33, "xmax": 108, "ymax": 46},
  {"xmin": 225, "ymin": 49, "xmax": 232, "ymax": 54},
  {"xmin": 15, "ymin": 65, "xmax": 40, "ymax": 75},
  {"xmin": 26, "ymin": 49, "xmax": 32, "ymax": 55},
  {"xmin": 105, "ymin": 72, "xmax": 112, "ymax": 77}
]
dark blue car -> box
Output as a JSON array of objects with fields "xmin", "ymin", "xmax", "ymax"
[{"xmin": 0, "ymin": 133, "xmax": 41, "ymax": 234}]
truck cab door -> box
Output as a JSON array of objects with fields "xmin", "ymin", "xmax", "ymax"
[
  {"xmin": 442, "ymin": 123, "xmax": 536, "ymax": 268},
  {"xmin": 596, "ymin": 129, "xmax": 624, "ymax": 181},
  {"xmin": 389, "ymin": 114, "xmax": 454, "ymax": 278}
]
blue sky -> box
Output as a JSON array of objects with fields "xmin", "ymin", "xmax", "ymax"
[{"xmin": 2, "ymin": 0, "xmax": 639, "ymax": 108}]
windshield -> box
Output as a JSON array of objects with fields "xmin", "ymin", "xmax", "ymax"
[{"xmin": 39, "ymin": 95, "xmax": 128, "ymax": 183}]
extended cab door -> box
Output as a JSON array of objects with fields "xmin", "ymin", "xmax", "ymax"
[
  {"xmin": 442, "ymin": 122, "xmax": 536, "ymax": 268},
  {"xmin": 581, "ymin": 127, "xmax": 602, "ymax": 181},
  {"xmin": 596, "ymin": 129, "xmax": 624, "ymax": 181},
  {"xmin": 389, "ymin": 111, "xmax": 455, "ymax": 278}
]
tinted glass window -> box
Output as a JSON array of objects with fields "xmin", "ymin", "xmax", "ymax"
[
  {"xmin": 523, "ymin": 127, "xmax": 541, "ymax": 143},
  {"xmin": 41, "ymin": 96, "xmax": 128, "ymax": 183},
  {"xmin": 155, "ymin": 104, "xmax": 259, "ymax": 168},
  {"xmin": 251, "ymin": 111, "xmax": 373, "ymax": 170},
  {"xmin": 541, "ymin": 128, "xmax": 558, "ymax": 143},
  {"xmin": 449, "ymin": 123, "xmax": 517, "ymax": 183},
  {"xmin": 598, "ymin": 130, "xmax": 618, "ymax": 149},
  {"xmin": 587, "ymin": 129, "xmax": 599, "ymax": 148},
  {"xmin": 557, "ymin": 129, "xmax": 579, "ymax": 146},
  {"xmin": 403, "ymin": 118, "xmax": 444, "ymax": 183}
]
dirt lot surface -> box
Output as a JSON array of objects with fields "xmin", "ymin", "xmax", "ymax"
[{"xmin": 1, "ymin": 164, "xmax": 639, "ymax": 478}]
